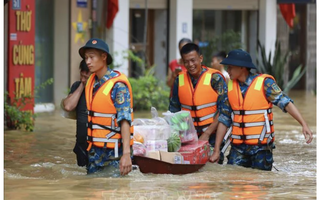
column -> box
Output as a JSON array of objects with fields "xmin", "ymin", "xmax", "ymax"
[
  {"xmin": 106, "ymin": 0, "xmax": 130, "ymax": 76},
  {"xmin": 248, "ymin": 11, "xmax": 258, "ymax": 66},
  {"xmin": 54, "ymin": 0, "xmax": 69, "ymax": 106},
  {"xmin": 169, "ymin": 0, "xmax": 193, "ymax": 63},
  {"xmin": 259, "ymin": 0, "xmax": 277, "ymax": 59},
  {"xmin": 306, "ymin": 4, "xmax": 316, "ymax": 92},
  {"xmin": 154, "ymin": 9, "xmax": 168, "ymax": 82}
]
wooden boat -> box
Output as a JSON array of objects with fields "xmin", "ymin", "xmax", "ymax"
[{"xmin": 133, "ymin": 155, "xmax": 206, "ymax": 175}]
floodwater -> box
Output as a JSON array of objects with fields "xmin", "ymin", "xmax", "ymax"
[{"xmin": 4, "ymin": 91, "xmax": 316, "ymax": 200}]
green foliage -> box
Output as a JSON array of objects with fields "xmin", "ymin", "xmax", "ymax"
[
  {"xmin": 110, "ymin": 49, "xmax": 170, "ymax": 111},
  {"xmin": 200, "ymin": 30, "xmax": 244, "ymax": 67},
  {"xmin": 4, "ymin": 78, "xmax": 54, "ymax": 131},
  {"xmin": 4, "ymin": 92, "xmax": 34, "ymax": 131},
  {"xmin": 256, "ymin": 41, "xmax": 306, "ymax": 93},
  {"xmin": 283, "ymin": 65, "xmax": 306, "ymax": 93},
  {"xmin": 34, "ymin": 78, "xmax": 54, "ymax": 92},
  {"xmin": 129, "ymin": 66, "xmax": 170, "ymax": 111},
  {"xmin": 109, "ymin": 50, "xmax": 144, "ymax": 71}
]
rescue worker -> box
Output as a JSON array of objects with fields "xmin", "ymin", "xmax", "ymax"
[
  {"xmin": 79, "ymin": 38, "xmax": 134, "ymax": 175},
  {"xmin": 169, "ymin": 43, "xmax": 231, "ymax": 164},
  {"xmin": 210, "ymin": 49, "xmax": 313, "ymax": 171},
  {"xmin": 61, "ymin": 60, "xmax": 91, "ymax": 167}
]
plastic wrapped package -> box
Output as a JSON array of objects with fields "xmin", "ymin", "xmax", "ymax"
[
  {"xmin": 132, "ymin": 118, "xmax": 148, "ymax": 126},
  {"xmin": 133, "ymin": 107, "xmax": 171, "ymax": 153},
  {"xmin": 132, "ymin": 118, "xmax": 168, "ymax": 126},
  {"xmin": 162, "ymin": 111, "xmax": 198, "ymax": 144},
  {"xmin": 133, "ymin": 141, "xmax": 147, "ymax": 156},
  {"xmin": 133, "ymin": 133, "xmax": 144, "ymax": 144},
  {"xmin": 145, "ymin": 140, "xmax": 168, "ymax": 152},
  {"xmin": 134, "ymin": 125, "xmax": 171, "ymax": 141},
  {"xmin": 132, "ymin": 107, "xmax": 168, "ymax": 126}
]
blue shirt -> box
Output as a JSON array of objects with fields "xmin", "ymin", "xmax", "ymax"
[
  {"xmin": 93, "ymin": 68, "xmax": 132, "ymax": 125},
  {"xmin": 169, "ymin": 67, "xmax": 231, "ymax": 128}
]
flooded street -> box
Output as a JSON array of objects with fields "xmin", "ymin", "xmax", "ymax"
[{"xmin": 4, "ymin": 91, "xmax": 316, "ymax": 200}]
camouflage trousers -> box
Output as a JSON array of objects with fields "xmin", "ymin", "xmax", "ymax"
[{"xmin": 226, "ymin": 144, "xmax": 274, "ymax": 171}]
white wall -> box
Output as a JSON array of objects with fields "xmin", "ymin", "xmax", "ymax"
[
  {"xmin": 248, "ymin": 11, "xmax": 258, "ymax": 65},
  {"xmin": 259, "ymin": 0, "xmax": 277, "ymax": 60},
  {"xmin": 53, "ymin": 0, "xmax": 69, "ymax": 106},
  {"xmin": 106, "ymin": 0, "xmax": 130, "ymax": 76},
  {"xmin": 154, "ymin": 10, "xmax": 167, "ymax": 82},
  {"xmin": 169, "ymin": 0, "xmax": 193, "ymax": 63}
]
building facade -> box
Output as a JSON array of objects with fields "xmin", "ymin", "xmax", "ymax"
[{"xmin": 4, "ymin": 0, "xmax": 316, "ymax": 112}]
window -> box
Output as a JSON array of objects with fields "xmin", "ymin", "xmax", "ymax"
[{"xmin": 35, "ymin": 0, "xmax": 54, "ymax": 103}]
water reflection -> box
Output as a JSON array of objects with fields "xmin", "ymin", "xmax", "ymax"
[{"xmin": 4, "ymin": 91, "xmax": 316, "ymax": 199}]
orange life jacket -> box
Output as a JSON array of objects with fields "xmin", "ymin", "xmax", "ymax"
[
  {"xmin": 178, "ymin": 66, "xmax": 225, "ymax": 135},
  {"xmin": 227, "ymin": 74, "xmax": 275, "ymax": 145},
  {"xmin": 85, "ymin": 71, "xmax": 134, "ymax": 157}
]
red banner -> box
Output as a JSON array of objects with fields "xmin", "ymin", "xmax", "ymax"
[{"xmin": 7, "ymin": 0, "xmax": 35, "ymax": 112}]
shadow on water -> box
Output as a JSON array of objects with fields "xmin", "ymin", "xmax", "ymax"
[{"xmin": 4, "ymin": 91, "xmax": 316, "ymax": 199}]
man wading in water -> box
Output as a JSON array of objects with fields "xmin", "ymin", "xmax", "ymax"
[
  {"xmin": 210, "ymin": 49, "xmax": 313, "ymax": 171},
  {"xmin": 79, "ymin": 38, "xmax": 134, "ymax": 175}
]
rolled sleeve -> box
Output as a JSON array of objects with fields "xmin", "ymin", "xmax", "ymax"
[
  {"xmin": 218, "ymin": 114, "xmax": 232, "ymax": 128},
  {"xmin": 111, "ymin": 82, "xmax": 132, "ymax": 125},
  {"xmin": 211, "ymin": 73, "xmax": 232, "ymax": 128},
  {"xmin": 264, "ymin": 78, "xmax": 294, "ymax": 113}
]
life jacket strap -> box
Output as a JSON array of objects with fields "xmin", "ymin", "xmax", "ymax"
[
  {"xmin": 181, "ymin": 101, "xmax": 217, "ymax": 111},
  {"xmin": 87, "ymin": 137, "xmax": 122, "ymax": 158},
  {"xmin": 233, "ymin": 120, "xmax": 273, "ymax": 128},
  {"xmin": 196, "ymin": 102, "xmax": 217, "ymax": 110},
  {"xmin": 221, "ymin": 138, "xmax": 231, "ymax": 154},
  {"xmin": 87, "ymin": 122, "xmax": 121, "ymax": 133},
  {"xmin": 221, "ymin": 126, "xmax": 233, "ymax": 154},
  {"xmin": 181, "ymin": 104, "xmax": 197, "ymax": 111},
  {"xmin": 88, "ymin": 110, "xmax": 116, "ymax": 118},
  {"xmin": 233, "ymin": 108, "xmax": 272, "ymax": 115},
  {"xmin": 87, "ymin": 135, "xmax": 134, "ymax": 158},
  {"xmin": 193, "ymin": 112, "xmax": 217, "ymax": 122},
  {"xmin": 231, "ymin": 132, "xmax": 274, "ymax": 140},
  {"xmin": 195, "ymin": 124, "xmax": 210, "ymax": 134}
]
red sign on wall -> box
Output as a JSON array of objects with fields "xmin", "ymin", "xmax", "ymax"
[{"xmin": 7, "ymin": 0, "xmax": 35, "ymax": 111}]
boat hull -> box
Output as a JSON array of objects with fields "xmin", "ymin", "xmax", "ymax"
[{"xmin": 133, "ymin": 156, "xmax": 205, "ymax": 174}]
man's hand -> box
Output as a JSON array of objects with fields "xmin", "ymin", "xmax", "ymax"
[
  {"xmin": 209, "ymin": 149, "xmax": 220, "ymax": 163},
  {"xmin": 119, "ymin": 153, "xmax": 132, "ymax": 176},
  {"xmin": 62, "ymin": 83, "xmax": 84, "ymax": 112},
  {"xmin": 174, "ymin": 68, "xmax": 182, "ymax": 77},
  {"xmin": 302, "ymin": 125, "xmax": 313, "ymax": 144},
  {"xmin": 285, "ymin": 102, "xmax": 313, "ymax": 144},
  {"xmin": 199, "ymin": 120, "xmax": 218, "ymax": 142},
  {"xmin": 199, "ymin": 131, "xmax": 210, "ymax": 141}
]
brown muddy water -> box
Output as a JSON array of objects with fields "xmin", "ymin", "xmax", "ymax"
[{"xmin": 4, "ymin": 91, "xmax": 317, "ymax": 199}]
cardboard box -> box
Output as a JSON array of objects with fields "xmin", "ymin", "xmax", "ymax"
[
  {"xmin": 178, "ymin": 140, "xmax": 210, "ymax": 164},
  {"xmin": 160, "ymin": 151, "xmax": 184, "ymax": 164},
  {"xmin": 147, "ymin": 151, "xmax": 160, "ymax": 160},
  {"xmin": 146, "ymin": 151, "xmax": 184, "ymax": 164}
]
